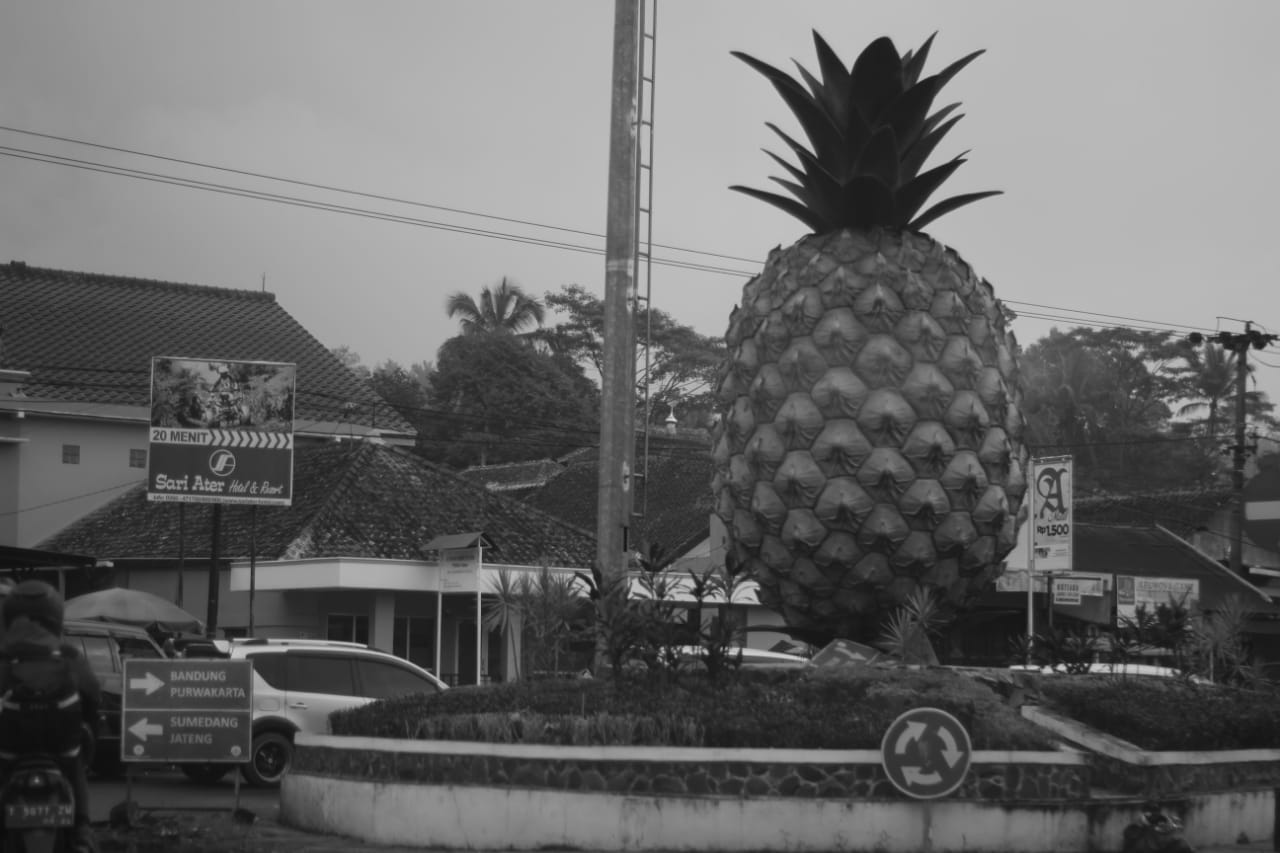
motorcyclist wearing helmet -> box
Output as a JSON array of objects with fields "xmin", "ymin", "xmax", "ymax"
[{"xmin": 0, "ymin": 581, "xmax": 101, "ymax": 853}]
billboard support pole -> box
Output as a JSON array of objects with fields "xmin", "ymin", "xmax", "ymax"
[
  {"xmin": 207, "ymin": 504, "xmax": 221, "ymax": 638},
  {"xmin": 248, "ymin": 505, "xmax": 257, "ymax": 637},
  {"xmin": 176, "ymin": 504, "xmax": 186, "ymax": 608}
]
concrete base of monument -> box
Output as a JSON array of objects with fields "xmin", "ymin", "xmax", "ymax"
[{"xmin": 279, "ymin": 733, "xmax": 1275, "ymax": 851}]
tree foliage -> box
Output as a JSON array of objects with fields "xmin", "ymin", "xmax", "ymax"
[
  {"xmin": 422, "ymin": 333, "xmax": 598, "ymax": 467},
  {"xmin": 369, "ymin": 361, "xmax": 432, "ymax": 424},
  {"xmin": 1020, "ymin": 328, "xmax": 1206, "ymax": 490},
  {"xmin": 537, "ymin": 284, "xmax": 726, "ymax": 428},
  {"xmin": 1018, "ymin": 326, "xmax": 1278, "ymax": 492}
]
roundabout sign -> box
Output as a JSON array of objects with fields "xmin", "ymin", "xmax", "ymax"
[{"xmin": 880, "ymin": 707, "xmax": 972, "ymax": 799}]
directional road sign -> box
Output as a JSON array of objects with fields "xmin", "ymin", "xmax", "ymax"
[
  {"xmin": 1243, "ymin": 468, "xmax": 1280, "ymax": 551},
  {"xmin": 880, "ymin": 707, "xmax": 972, "ymax": 799},
  {"xmin": 121, "ymin": 658, "xmax": 253, "ymax": 764}
]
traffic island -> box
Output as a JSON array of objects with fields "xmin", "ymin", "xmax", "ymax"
[
  {"xmin": 279, "ymin": 703, "xmax": 1280, "ymax": 852},
  {"xmin": 281, "ymin": 733, "xmax": 1114, "ymax": 851}
]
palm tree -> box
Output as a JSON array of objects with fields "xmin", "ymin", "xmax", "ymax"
[
  {"xmin": 446, "ymin": 277, "xmax": 545, "ymax": 336},
  {"xmin": 1177, "ymin": 342, "xmax": 1238, "ymax": 439}
]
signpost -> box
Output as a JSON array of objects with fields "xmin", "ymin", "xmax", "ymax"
[
  {"xmin": 121, "ymin": 658, "xmax": 253, "ymax": 764},
  {"xmin": 1243, "ymin": 468, "xmax": 1280, "ymax": 551},
  {"xmin": 880, "ymin": 707, "xmax": 972, "ymax": 799}
]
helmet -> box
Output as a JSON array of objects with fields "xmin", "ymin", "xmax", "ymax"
[{"xmin": 2, "ymin": 581, "xmax": 65, "ymax": 635}]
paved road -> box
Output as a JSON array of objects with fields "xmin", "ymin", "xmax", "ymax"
[{"xmin": 89, "ymin": 763, "xmax": 278, "ymax": 823}]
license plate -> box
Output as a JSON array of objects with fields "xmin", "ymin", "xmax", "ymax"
[{"xmin": 4, "ymin": 802, "xmax": 74, "ymax": 828}]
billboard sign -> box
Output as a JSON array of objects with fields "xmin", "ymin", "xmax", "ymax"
[
  {"xmin": 147, "ymin": 357, "xmax": 295, "ymax": 506},
  {"xmin": 1031, "ymin": 456, "xmax": 1073, "ymax": 572},
  {"xmin": 1116, "ymin": 576, "xmax": 1199, "ymax": 623}
]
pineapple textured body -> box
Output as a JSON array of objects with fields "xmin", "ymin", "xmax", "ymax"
[{"xmin": 713, "ymin": 227, "xmax": 1028, "ymax": 639}]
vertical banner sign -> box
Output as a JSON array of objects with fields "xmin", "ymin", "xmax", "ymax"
[
  {"xmin": 1031, "ymin": 456, "xmax": 1073, "ymax": 572},
  {"xmin": 147, "ymin": 357, "xmax": 296, "ymax": 506}
]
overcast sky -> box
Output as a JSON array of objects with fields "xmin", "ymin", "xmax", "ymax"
[{"xmin": 3, "ymin": 1, "xmax": 1279, "ymax": 413}]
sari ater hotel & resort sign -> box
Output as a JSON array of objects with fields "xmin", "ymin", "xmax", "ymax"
[{"xmin": 146, "ymin": 357, "xmax": 296, "ymax": 506}]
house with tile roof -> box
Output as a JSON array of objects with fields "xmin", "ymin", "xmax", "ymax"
[
  {"xmin": 0, "ymin": 261, "xmax": 414, "ymax": 548},
  {"xmin": 39, "ymin": 440, "xmax": 599, "ymax": 684}
]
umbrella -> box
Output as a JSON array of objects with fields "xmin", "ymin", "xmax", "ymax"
[{"xmin": 65, "ymin": 587, "xmax": 204, "ymax": 635}]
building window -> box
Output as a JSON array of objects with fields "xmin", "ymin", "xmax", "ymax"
[
  {"xmin": 393, "ymin": 616, "xmax": 436, "ymax": 671},
  {"xmin": 326, "ymin": 613, "xmax": 368, "ymax": 645},
  {"xmin": 62, "ymin": 444, "xmax": 80, "ymax": 465},
  {"xmin": 129, "ymin": 448, "xmax": 147, "ymax": 468}
]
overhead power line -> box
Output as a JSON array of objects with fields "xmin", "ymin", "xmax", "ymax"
[
  {"xmin": 0, "ymin": 125, "xmax": 761, "ymax": 267},
  {"xmin": 0, "ymin": 127, "xmax": 1274, "ymax": 348}
]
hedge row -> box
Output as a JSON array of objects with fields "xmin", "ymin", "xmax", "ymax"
[
  {"xmin": 1034, "ymin": 675, "xmax": 1280, "ymax": 751},
  {"xmin": 330, "ymin": 666, "xmax": 1058, "ymax": 751}
]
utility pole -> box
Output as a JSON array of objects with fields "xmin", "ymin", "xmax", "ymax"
[
  {"xmin": 1231, "ymin": 324, "xmax": 1251, "ymax": 578},
  {"xmin": 1189, "ymin": 323, "xmax": 1279, "ymax": 577},
  {"xmin": 598, "ymin": 0, "xmax": 640, "ymax": 584}
]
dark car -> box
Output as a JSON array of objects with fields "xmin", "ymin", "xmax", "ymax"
[{"xmin": 61, "ymin": 618, "xmax": 167, "ymax": 775}]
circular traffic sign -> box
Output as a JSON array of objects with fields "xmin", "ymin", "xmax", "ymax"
[
  {"xmin": 1243, "ymin": 468, "xmax": 1280, "ymax": 550},
  {"xmin": 880, "ymin": 707, "xmax": 972, "ymax": 799}
]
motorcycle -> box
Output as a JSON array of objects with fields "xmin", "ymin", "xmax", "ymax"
[{"xmin": 0, "ymin": 756, "xmax": 76, "ymax": 853}]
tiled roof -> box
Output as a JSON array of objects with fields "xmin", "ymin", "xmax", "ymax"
[
  {"xmin": 37, "ymin": 441, "xmax": 597, "ymax": 568},
  {"xmin": 526, "ymin": 435, "xmax": 715, "ymax": 563},
  {"xmin": 0, "ymin": 261, "xmax": 412, "ymax": 435},
  {"xmin": 984, "ymin": 521, "xmax": 1280, "ymax": 616},
  {"xmin": 1075, "ymin": 487, "xmax": 1234, "ymax": 537},
  {"xmin": 1072, "ymin": 522, "xmax": 1277, "ymax": 613}
]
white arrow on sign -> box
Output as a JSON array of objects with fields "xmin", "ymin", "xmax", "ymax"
[
  {"xmin": 895, "ymin": 720, "xmax": 926, "ymax": 754},
  {"xmin": 936, "ymin": 726, "xmax": 964, "ymax": 768},
  {"xmin": 903, "ymin": 766, "xmax": 943, "ymax": 785},
  {"xmin": 128, "ymin": 672, "xmax": 165, "ymax": 695},
  {"xmin": 128, "ymin": 718, "xmax": 163, "ymax": 741}
]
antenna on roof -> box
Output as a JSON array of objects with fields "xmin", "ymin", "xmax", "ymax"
[{"xmin": 261, "ymin": 273, "xmax": 266, "ymax": 292}]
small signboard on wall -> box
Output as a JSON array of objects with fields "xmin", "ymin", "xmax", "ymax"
[
  {"xmin": 442, "ymin": 552, "xmax": 478, "ymax": 592},
  {"xmin": 1116, "ymin": 576, "xmax": 1199, "ymax": 623}
]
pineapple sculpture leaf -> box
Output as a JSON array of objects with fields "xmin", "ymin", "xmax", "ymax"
[{"xmin": 714, "ymin": 32, "xmax": 1028, "ymax": 643}]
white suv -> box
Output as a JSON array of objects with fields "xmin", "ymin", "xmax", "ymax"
[{"xmin": 178, "ymin": 638, "xmax": 447, "ymax": 787}]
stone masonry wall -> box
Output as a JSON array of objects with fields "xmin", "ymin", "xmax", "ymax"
[
  {"xmin": 1089, "ymin": 755, "xmax": 1280, "ymax": 797},
  {"xmin": 293, "ymin": 745, "xmax": 1089, "ymax": 801}
]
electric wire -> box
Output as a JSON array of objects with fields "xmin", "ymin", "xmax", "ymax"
[
  {"xmin": 1, "ymin": 128, "xmax": 1273, "ymax": 348},
  {"xmin": 0, "ymin": 147, "xmax": 754, "ymax": 278},
  {"xmin": 0, "ymin": 124, "xmax": 763, "ymax": 267}
]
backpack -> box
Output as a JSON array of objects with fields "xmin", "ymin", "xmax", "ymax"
[{"xmin": 0, "ymin": 647, "xmax": 83, "ymax": 760}]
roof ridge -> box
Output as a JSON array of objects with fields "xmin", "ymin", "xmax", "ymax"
[
  {"xmin": 402, "ymin": 446, "xmax": 598, "ymax": 547},
  {"xmin": 3, "ymin": 261, "xmax": 275, "ymax": 303},
  {"xmin": 463, "ymin": 458, "xmax": 561, "ymax": 473}
]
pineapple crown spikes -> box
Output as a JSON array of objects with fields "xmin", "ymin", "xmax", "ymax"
[{"xmin": 730, "ymin": 31, "xmax": 1001, "ymax": 233}]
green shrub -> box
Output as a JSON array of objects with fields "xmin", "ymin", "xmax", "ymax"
[
  {"xmin": 330, "ymin": 666, "xmax": 1059, "ymax": 751},
  {"xmin": 1035, "ymin": 675, "xmax": 1280, "ymax": 750}
]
